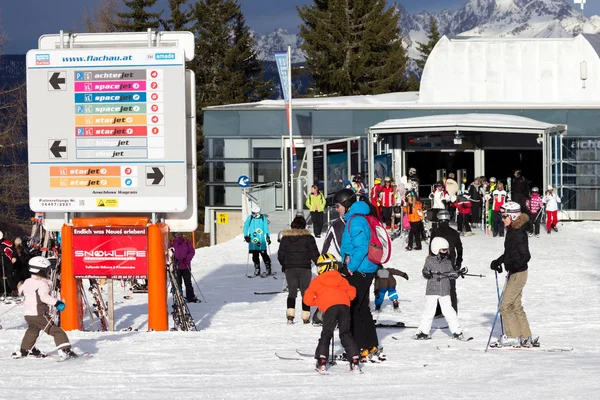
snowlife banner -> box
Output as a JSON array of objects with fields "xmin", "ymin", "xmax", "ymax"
[{"xmin": 72, "ymin": 226, "xmax": 148, "ymax": 279}]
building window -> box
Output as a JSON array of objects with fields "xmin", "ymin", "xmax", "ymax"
[
  {"xmin": 253, "ymin": 147, "xmax": 281, "ymax": 183},
  {"xmin": 211, "ymin": 138, "xmax": 225, "ymax": 158}
]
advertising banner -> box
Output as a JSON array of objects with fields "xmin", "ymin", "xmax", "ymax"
[{"xmin": 73, "ymin": 226, "xmax": 148, "ymax": 278}]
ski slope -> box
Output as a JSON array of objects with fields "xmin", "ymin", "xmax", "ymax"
[{"xmin": 1, "ymin": 221, "xmax": 599, "ymax": 399}]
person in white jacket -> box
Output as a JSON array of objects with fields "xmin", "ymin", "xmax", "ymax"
[
  {"xmin": 429, "ymin": 181, "xmax": 450, "ymax": 222},
  {"xmin": 543, "ymin": 185, "xmax": 561, "ymax": 234},
  {"xmin": 12, "ymin": 256, "xmax": 78, "ymax": 360}
]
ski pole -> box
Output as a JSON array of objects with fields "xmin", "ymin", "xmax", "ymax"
[
  {"xmin": 485, "ymin": 274, "xmax": 509, "ymax": 353},
  {"xmin": 245, "ymin": 252, "xmax": 250, "ymax": 277},
  {"xmin": 188, "ymin": 268, "xmax": 207, "ymax": 303},
  {"xmin": 462, "ymin": 273, "xmax": 486, "ymax": 278},
  {"xmin": 494, "ymin": 271, "xmax": 504, "ymax": 335}
]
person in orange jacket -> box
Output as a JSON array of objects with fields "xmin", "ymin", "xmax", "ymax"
[
  {"xmin": 402, "ymin": 191, "xmax": 424, "ymax": 251},
  {"xmin": 304, "ymin": 253, "xmax": 360, "ymax": 373}
]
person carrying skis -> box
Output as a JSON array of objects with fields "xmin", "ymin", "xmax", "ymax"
[
  {"xmin": 170, "ymin": 232, "xmax": 199, "ymax": 303},
  {"xmin": 526, "ymin": 187, "xmax": 543, "ymax": 237},
  {"xmin": 373, "ymin": 265, "xmax": 409, "ymax": 312},
  {"xmin": 278, "ymin": 215, "xmax": 320, "ymax": 324},
  {"xmin": 12, "ymin": 256, "xmax": 78, "ymax": 360},
  {"xmin": 543, "ymin": 185, "xmax": 561, "ymax": 234},
  {"xmin": 429, "ymin": 209, "xmax": 463, "ymax": 315},
  {"xmin": 243, "ymin": 206, "xmax": 272, "ymax": 276},
  {"xmin": 305, "ymin": 185, "xmax": 326, "ymax": 238},
  {"xmin": 488, "ymin": 181, "xmax": 507, "ymax": 237},
  {"xmin": 402, "ymin": 192, "xmax": 424, "ymax": 251},
  {"xmin": 489, "ymin": 201, "xmax": 535, "ymax": 347},
  {"xmin": 304, "ymin": 253, "xmax": 361, "ymax": 373},
  {"xmin": 337, "ymin": 189, "xmax": 382, "ymax": 361},
  {"xmin": 413, "ymin": 237, "xmax": 467, "ymax": 341}
]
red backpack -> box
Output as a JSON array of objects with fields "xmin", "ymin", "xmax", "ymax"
[{"xmin": 347, "ymin": 214, "xmax": 392, "ymax": 264}]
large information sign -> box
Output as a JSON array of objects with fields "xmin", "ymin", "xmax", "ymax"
[
  {"xmin": 72, "ymin": 226, "xmax": 148, "ymax": 279},
  {"xmin": 26, "ymin": 48, "xmax": 187, "ymax": 212}
]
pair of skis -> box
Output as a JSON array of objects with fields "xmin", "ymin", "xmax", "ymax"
[{"xmin": 167, "ymin": 248, "xmax": 197, "ymax": 331}]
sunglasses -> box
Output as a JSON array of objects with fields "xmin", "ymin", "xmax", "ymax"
[
  {"xmin": 439, "ymin": 248, "xmax": 448, "ymax": 253},
  {"xmin": 502, "ymin": 214, "xmax": 510, "ymax": 219}
]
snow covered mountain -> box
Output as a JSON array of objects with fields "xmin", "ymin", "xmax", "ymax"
[{"xmin": 254, "ymin": 0, "xmax": 600, "ymax": 63}]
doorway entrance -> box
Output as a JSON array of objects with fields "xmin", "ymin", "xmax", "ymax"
[
  {"xmin": 485, "ymin": 150, "xmax": 543, "ymax": 188},
  {"xmin": 406, "ymin": 151, "xmax": 475, "ymax": 189}
]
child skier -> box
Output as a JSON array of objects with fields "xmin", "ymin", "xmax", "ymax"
[
  {"xmin": 526, "ymin": 187, "xmax": 543, "ymax": 237},
  {"xmin": 304, "ymin": 253, "xmax": 360, "ymax": 373},
  {"xmin": 373, "ymin": 266, "xmax": 409, "ymax": 312},
  {"xmin": 402, "ymin": 192, "xmax": 424, "ymax": 251},
  {"xmin": 413, "ymin": 237, "xmax": 467, "ymax": 341},
  {"xmin": 243, "ymin": 206, "xmax": 272, "ymax": 276},
  {"xmin": 543, "ymin": 185, "xmax": 561, "ymax": 234},
  {"xmin": 12, "ymin": 256, "xmax": 78, "ymax": 360}
]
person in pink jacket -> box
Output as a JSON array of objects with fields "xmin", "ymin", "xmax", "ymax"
[
  {"xmin": 526, "ymin": 187, "xmax": 544, "ymax": 237},
  {"xmin": 13, "ymin": 256, "xmax": 78, "ymax": 360}
]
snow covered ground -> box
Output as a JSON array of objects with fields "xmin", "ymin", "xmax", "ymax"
[{"xmin": 1, "ymin": 221, "xmax": 599, "ymax": 399}]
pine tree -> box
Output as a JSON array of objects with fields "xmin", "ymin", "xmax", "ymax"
[
  {"xmin": 415, "ymin": 16, "xmax": 441, "ymax": 71},
  {"xmin": 114, "ymin": 0, "xmax": 162, "ymax": 31},
  {"xmin": 188, "ymin": 0, "xmax": 272, "ymax": 217},
  {"xmin": 298, "ymin": 0, "xmax": 408, "ymax": 96},
  {"xmin": 160, "ymin": 0, "xmax": 191, "ymax": 31}
]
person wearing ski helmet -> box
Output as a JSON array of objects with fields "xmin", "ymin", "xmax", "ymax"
[
  {"xmin": 338, "ymin": 190, "xmax": 381, "ymax": 360},
  {"xmin": 278, "ymin": 215, "xmax": 320, "ymax": 324},
  {"xmin": 408, "ymin": 168, "xmax": 420, "ymax": 195},
  {"xmin": 413, "ymin": 237, "xmax": 467, "ymax": 341},
  {"xmin": 526, "ymin": 187, "xmax": 543, "ymax": 237},
  {"xmin": 429, "ymin": 181, "xmax": 450, "ymax": 223},
  {"xmin": 542, "ymin": 185, "xmax": 561, "ymax": 234},
  {"xmin": 490, "ymin": 201, "xmax": 535, "ymax": 347},
  {"xmin": 304, "ymin": 253, "xmax": 361, "ymax": 372},
  {"xmin": 510, "ymin": 169, "xmax": 530, "ymax": 212},
  {"xmin": 13, "ymin": 256, "xmax": 78, "ymax": 360},
  {"xmin": 379, "ymin": 177, "xmax": 396, "ymax": 229},
  {"xmin": 243, "ymin": 206, "xmax": 271, "ymax": 276},
  {"xmin": 429, "ymin": 209, "xmax": 463, "ymax": 315}
]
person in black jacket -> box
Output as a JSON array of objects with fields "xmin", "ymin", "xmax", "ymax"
[
  {"xmin": 510, "ymin": 169, "xmax": 530, "ymax": 212},
  {"xmin": 429, "ymin": 209, "xmax": 463, "ymax": 315},
  {"xmin": 278, "ymin": 215, "xmax": 320, "ymax": 324},
  {"xmin": 468, "ymin": 178, "xmax": 483, "ymax": 227},
  {"xmin": 490, "ymin": 201, "xmax": 535, "ymax": 347}
]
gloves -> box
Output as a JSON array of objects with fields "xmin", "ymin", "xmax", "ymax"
[
  {"xmin": 266, "ymin": 236, "xmax": 271, "ymax": 245},
  {"xmin": 458, "ymin": 266, "xmax": 468, "ymax": 279},
  {"xmin": 338, "ymin": 264, "xmax": 351, "ymax": 278},
  {"xmin": 55, "ymin": 301, "xmax": 66, "ymax": 312},
  {"xmin": 400, "ymin": 272, "xmax": 409, "ymax": 280},
  {"xmin": 422, "ymin": 270, "xmax": 433, "ymax": 279},
  {"xmin": 244, "ymin": 236, "xmax": 250, "ymax": 243},
  {"xmin": 490, "ymin": 259, "xmax": 503, "ymax": 273}
]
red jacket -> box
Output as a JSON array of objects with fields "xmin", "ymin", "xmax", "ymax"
[
  {"xmin": 304, "ymin": 270, "xmax": 356, "ymax": 313},
  {"xmin": 379, "ymin": 185, "xmax": 396, "ymax": 207},
  {"xmin": 456, "ymin": 200, "xmax": 472, "ymax": 215},
  {"xmin": 370, "ymin": 185, "xmax": 383, "ymax": 206}
]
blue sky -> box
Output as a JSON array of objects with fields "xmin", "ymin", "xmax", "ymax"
[{"xmin": 0, "ymin": 0, "xmax": 595, "ymax": 54}]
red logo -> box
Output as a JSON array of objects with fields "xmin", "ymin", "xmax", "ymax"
[
  {"xmin": 150, "ymin": 71, "xmax": 158, "ymax": 78},
  {"xmin": 125, "ymin": 168, "xmax": 132, "ymax": 175},
  {"xmin": 151, "ymin": 93, "xmax": 159, "ymax": 100},
  {"xmin": 151, "ymin": 82, "xmax": 158, "ymax": 89},
  {"xmin": 151, "ymin": 116, "xmax": 159, "ymax": 123},
  {"xmin": 152, "ymin": 127, "xmax": 159, "ymax": 135},
  {"xmin": 151, "ymin": 104, "xmax": 159, "ymax": 112}
]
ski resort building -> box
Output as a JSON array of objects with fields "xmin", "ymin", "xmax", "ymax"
[{"xmin": 203, "ymin": 34, "xmax": 600, "ymax": 233}]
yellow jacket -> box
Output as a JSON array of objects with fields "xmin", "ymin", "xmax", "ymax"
[{"xmin": 306, "ymin": 192, "xmax": 326, "ymax": 212}]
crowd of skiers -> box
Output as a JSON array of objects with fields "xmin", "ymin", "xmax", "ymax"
[{"xmin": 239, "ymin": 167, "xmax": 549, "ymax": 371}]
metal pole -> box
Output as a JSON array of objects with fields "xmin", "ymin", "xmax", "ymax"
[
  {"xmin": 288, "ymin": 46, "xmax": 294, "ymax": 224},
  {"xmin": 108, "ymin": 279, "xmax": 114, "ymax": 331}
]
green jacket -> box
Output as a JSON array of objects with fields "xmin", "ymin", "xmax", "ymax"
[{"xmin": 306, "ymin": 192, "xmax": 326, "ymax": 212}]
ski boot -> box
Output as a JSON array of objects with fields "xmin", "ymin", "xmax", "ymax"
[
  {"xmin": 349, "ymin": 356, "xmax": 361, "ymax": 373},
  {"xmin": 374, "ymin": 304, "xmax": 381, "ymax": 312},
  {"xmin": 253, "ymin": 263, "xmax": 261, "ymax": 277},
  {"xmin": 301, "ymin": 310, "xmax": 311, "ymax": 324},
  {"xmin": 11, "ymin": 347, "xmax": 48, "ymax": 359},
  {"xmin": 500, "ymin": 335, "xmax": 521, "ymax": 347},
  {"xmin": 286, "ymin": 308, "xmax": 294, "ymax": 325},
  {"xmin": 520, "ymin": 336, "xmax": 540, "ymax": 348},
  {"xmin": 265, "ymin": 264, "xmax": 272, "ymax": 276},
  {"xmin": 412, "ymin": 331, "xmax": 430, "ymax": 340},
  {"xmin": 392, "ymin": 300, "xmax": 400, "ymax": 312},
  {"xmin": 186, "ymin": 297, "xmax": 201, "ymax": 303},
  {"xmin": 315, "ymin": 355, "xmax": 328, "ymax": 373},
  {"xmin": 368, "ymin": 346, "xmax": 385, "ymax": 362},
  {"xmin": 59, "ymin": 348, "xmax": 79, "ymax": 361},
  {"xmin": 552, "ymin": 226, "xmax": 558, "ymax": 232}
]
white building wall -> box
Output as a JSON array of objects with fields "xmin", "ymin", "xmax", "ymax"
[{"xmin": 420, "ymin": 35, "xmax": 600, "ymax": 103}]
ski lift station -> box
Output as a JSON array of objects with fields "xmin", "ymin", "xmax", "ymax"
[{"xmin": 203, "ymin": 34, "xmax": 600, "ymax": 241}]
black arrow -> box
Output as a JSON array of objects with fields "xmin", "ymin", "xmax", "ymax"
[
  {"xmin": 147, "ymin": 167, "xmax": 164, "ymax": 185},
  {"xmin": 49, "ymin": 72, "xmax": 65, "ymax": 90},
  {"xmin": 50, "ymin": 140, "xmax": 66, "ymax": 158}
]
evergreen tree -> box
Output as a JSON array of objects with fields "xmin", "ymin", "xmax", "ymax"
[
  {"xmin": 298, "ymin": 0, "xmax": 408, "ymax": 96},
  {"xmin": 415, "ymin": 16, "xmax": 441, "ymax": 71},
  {"xmin": 114, "ymin": 0, "xmax": 162, "ymax": 31},
  {"xmin": 189, "ymin": 0, "xmax": 272, "ymax": 217},
  {"xmin": 160, "ymin": 0, "xmax": 191, "ymax": 31}
]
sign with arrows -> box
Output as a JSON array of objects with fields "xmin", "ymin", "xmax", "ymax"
[
  {"xmin": 49, "ymin": 140, "xmax": 67, "ymax": 158},
  {"xmin": 26, "ymin": 47, "xmax": 188, "ymax": 213},
  {"xmin": 146, "ymin": 166, "xmax": 165, "ymax": 186},
  {"xmin": 238, "ymin": 175, "xmax": 250, "ymax": 188},
  {"xmin": 47, "ymin": 71, "xmax": 66, "ymax": 90}
]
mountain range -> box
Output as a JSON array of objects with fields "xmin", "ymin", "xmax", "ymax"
[{"xmin": 254, "ymin": 0, "xmax": 600, "ymax": 64}]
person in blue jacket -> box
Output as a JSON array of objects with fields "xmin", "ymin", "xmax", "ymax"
[
  {"xmin": 336, "ymin": 189, "xmax": 382, "ymax": 362},
  {"xmin": 243, "ymin": 206, "xmax": 272, "ymax": 276}
]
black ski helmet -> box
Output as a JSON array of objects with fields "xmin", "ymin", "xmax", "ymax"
[{"xmin": 333, "ymin": 188, "xmax": 358, "ymax": 210}]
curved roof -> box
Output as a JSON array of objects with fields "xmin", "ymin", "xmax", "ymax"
[
  {"xmin": 369, "ymin": 113, "xmax": 566, "ymax": 135},
  {"xmin": 420, "ymin": 34, "xmax": 600, "ymax": 104}
]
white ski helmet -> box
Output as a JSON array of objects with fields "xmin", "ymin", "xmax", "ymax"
[
  {"xmin": 489, "ymin": 177, "xmax": 497, "ymax": 183},
  {"xmin": 531, "ymin": 187, "xmax": 539, "ymax": 193},
  {"xmin": 29, "ymin": 256, "xmax": 51, "ymax": 275},
  {"xmin": 430, "ymin": 237, "xmax": 450, "ymax": 255},
  {"xmin": 251, "ymin": 206, "xmax": 261, "ymax": 214},
  {"xmin": 409, "ymin": 167, "xmax": 417, "ymax": 175},
  {"xmin": 500, "ymin": 201, "xmax": 521, "ymax": 222},
  {"xmin": 547, "ymin": 185, "xmax": 553, "ymax": 191},
  {"xmin": 0, "ymin": 230, "xmax": 3, "ymax": 240}
]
